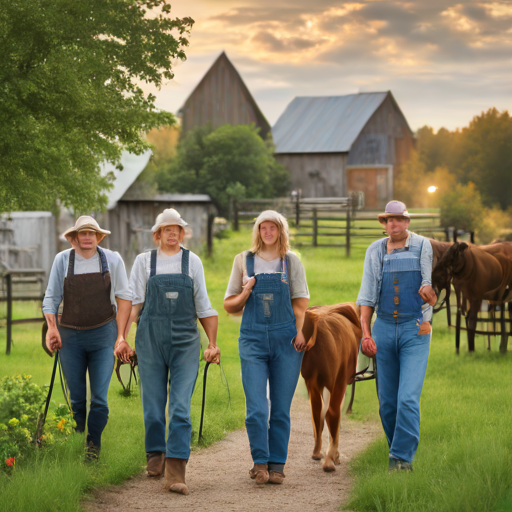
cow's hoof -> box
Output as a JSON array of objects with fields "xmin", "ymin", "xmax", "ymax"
[
  {"xmin": 312, "ymin": 452, "xmax": 323, "ymax": 460},
  {"xmin": 334, "ymin": 453, "xmax": 341, "ymax": 465},
  {"xmin": 322, "ymin": 459, "xmax": 336, "ymax": 472}
]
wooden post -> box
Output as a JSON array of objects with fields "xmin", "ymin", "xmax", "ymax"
[
  {"xmin": 446, "ymin": 291, "xmax": 451, "ymax": 327},
  {"xmin": 312, "ymin": 208, "xmax": 318, "ymax": 247},
  {"xmin": 499, "ymin": 306, "xmax": 508, "ymax": 354},
  {"xmin": 295, "ymin": 194, "xmax": 300, "ymax": 227},
  {"xmin": 346, "ymin": 202, "xmax": 351, "ymax": 257},
  {"xmin": 207, "ymin": 213, "xmax": 214, "ymax": 257},
  {"xmin": 455, "ymin": 307, "xmax": 461, "ymax": 354},
  {"xmin": 6, "ymin": 273, "xmax": 12, "ymax": 355},
  {"xmin": 233, "ymin": 201, "xmax": 239, "ymax": 231},
  {"xmin": 470, "ymin": 231, "xmax": 475, "ymax": 244}
]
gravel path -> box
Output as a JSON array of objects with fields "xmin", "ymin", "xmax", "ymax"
[{"xmin": 85, "ymin": 395, "xmax": 380, "ymax": 512}]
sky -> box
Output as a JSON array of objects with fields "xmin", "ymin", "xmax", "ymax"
[{"xmin": 148, "ymin": 0, "xmax": 512, "ymax": 132}]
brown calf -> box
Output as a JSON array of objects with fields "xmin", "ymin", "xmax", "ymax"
[{"xmin": 301, "ymin": 303, "xmax": 361, "ymax": 472}]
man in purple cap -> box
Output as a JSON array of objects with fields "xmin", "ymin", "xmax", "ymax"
[{"xmin": 356, "ymin": 200, "xmax": 437, "ymax": 472}]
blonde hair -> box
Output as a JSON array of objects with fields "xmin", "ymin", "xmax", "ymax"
[{"xmin": 250, "ymin": 210, "xmax": 290, "ymax": 258}]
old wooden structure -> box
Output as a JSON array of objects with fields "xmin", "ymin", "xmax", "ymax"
[
  {"xmin": 272, "ymin": 92, "xmax": 415, "ymax": 209},
  {"xmin": 179, "ymin": 52, "xmax": 271, "ymax": 140}
]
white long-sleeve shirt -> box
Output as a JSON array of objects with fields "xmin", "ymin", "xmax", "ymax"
[{"xmin": 129, "ymin": 249, "xmax": 218, "ymax": 318}]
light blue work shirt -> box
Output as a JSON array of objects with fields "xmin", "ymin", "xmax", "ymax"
[
  {"xmin": 356, "ymin": 232, "xmax": 433, "ymax": 322},
  {"xmin": 42, "ymin": 248, "xmax": 132, "ymax": 315}
]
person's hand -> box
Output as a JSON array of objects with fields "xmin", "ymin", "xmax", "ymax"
[
  {"xmin": 243, "ymin": 277, "xmax": 256, "ymax": 294},
  {"xmin": 361, "ymin": 336, "xmax": 377, "ymax": 357},
  {"xmin": 293, "ymin": 331, "xmax": 307, "ymax": 352},
  {"xmin": 419, "ymin": 285, "xmax": 437, "ymax": 306},
  {"xmin": 114, "ymin": 337, "xmax": 134, "ymax": 364},
  {"xmin": 418, "ymin": 322, "xmax": 432, "ymax": 335},
  {"xmin": 46, "ymin": 327, "xmax": 62, "ymax": 353},
  {"xmin": 204, "ymin": 346, "xmax": 220, "ymax": 364}
]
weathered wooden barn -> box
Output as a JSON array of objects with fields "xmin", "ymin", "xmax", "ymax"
[
  {"xmin": 179, "ymin": 52, "xmax": 271, "ymax": 140},
  {"xmin": 272, "ymin": 92, "xmax": 414, "ymax": 208}
]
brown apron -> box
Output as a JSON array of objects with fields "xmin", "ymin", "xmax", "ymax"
[{"xmin": 59, "ymin": 248, "xmax": 116, "ymax": 330}]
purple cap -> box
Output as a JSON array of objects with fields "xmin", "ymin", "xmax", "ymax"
[{"xmin": 378, "ymin": 201, "xmax": 409, "ymax": 221}]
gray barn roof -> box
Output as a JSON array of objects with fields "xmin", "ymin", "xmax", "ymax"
[{"xmin": 272, "ymin": 92, "xmax": 389, "ymax": 154}]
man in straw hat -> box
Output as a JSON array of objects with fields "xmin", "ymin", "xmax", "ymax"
[
  {"xmin": 43, "ymin": 216, "xmax": 132, "ymax": 460},
  {"xmin": 124, "ymin": 208, "xmax": 220, "ymax": 495},
  {"xmin": 356, "ymin": 201, "xmax": 437, "ymax": 472}
]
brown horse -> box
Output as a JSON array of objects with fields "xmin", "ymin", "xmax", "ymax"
[
  {"xmin": 301, "ymin": 303, "xmax": 360, "ymax": 472},
  {"xmin": 432, "ymin": 242, "xmax": 510, "ymax": 352}
]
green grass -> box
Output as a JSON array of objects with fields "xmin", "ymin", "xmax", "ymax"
[{"xmin": 1, "ymin": 226, "xmax": 511, "ymax": 511}]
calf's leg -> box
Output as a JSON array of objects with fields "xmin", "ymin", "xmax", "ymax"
[
  {"xmin": 323, "ymin": 380, "xmax": 347, "ymax": 472},
  {"xmin": 307, "ymin": 383, "xmax": 324, "ymax": 460}
]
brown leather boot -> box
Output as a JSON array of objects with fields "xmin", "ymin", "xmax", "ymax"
[
  {"xmin": 165, "ymin": 457, "xmax": 189, "ymax": 495},
  {"xmin": 268, "ymin": 470, "xmax": 285, "ymax": 484},
  {"xmin": 250, "ymin": 464, "xmax": 269, "ymax": 484},
  {"xmin": 147, "ymin": 453, "xmax": 165, "ymax": 477}
]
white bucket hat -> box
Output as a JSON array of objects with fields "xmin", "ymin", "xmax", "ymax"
[
  {"xmin": 62, "ymin": 216, "xmax": 111, "ymax": 241},
  {"xmin": 152, "ymin": 208, "xmax": 189, "ymax": 232}
]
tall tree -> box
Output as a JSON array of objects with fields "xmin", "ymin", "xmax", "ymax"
[
  {"xmin": 158, "ymin": 124, "xmax": 290, "ymax": 216},
  {"xmin": 0, "ymin": 0, "xmax": 193, "ymax": 213}
]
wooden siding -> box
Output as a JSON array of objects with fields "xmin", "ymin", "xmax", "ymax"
[
  {"xmin": 275, "ymin": 153, "xmax": 347, "ymax": 198},
  {"xmin": 180, "ymin": 52, "xmax": 271, "ymax": 140},
  {"xmin": 348, "ymin": 93, "xmax": 415, "ymax": 183}
]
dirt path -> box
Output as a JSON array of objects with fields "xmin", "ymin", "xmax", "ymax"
[{"xmin": 85, "ymin": 396, "xmax": 380, "ymax": 512}]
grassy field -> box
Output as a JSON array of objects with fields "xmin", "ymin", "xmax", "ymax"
[{"xmin": 0, "ymin": 226, "xmax": 511, "ymax": 511}]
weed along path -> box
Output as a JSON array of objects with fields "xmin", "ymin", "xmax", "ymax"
[{"xmin": 86, "ymin": 395, "xmax": 379, "ymax": 512}]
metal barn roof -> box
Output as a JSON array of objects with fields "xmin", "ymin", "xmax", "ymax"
[{"xmin": 272, "ymin": 92, "xmax": 389, "ymax": 154}]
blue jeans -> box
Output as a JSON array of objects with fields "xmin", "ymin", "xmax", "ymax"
[
  {"xmin": 58, "ymin": 320, "xmax": 117, "ymax": 447},
  {"xmin": 373, "ymin": 317, "xmax": 431, "ymax": 463},
  {"xmin": 239, "ymin": 323, "xmax": 303, "ymax": 467}
]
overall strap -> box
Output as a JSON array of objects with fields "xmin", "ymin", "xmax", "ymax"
[
  {"xmin": 96, "ymin": 247, "xmax": 109, "ymax": 275},
  {"xmin": 246, "ymin": 252, "xmax": 255, "ymax": 278},
  {"xmin": 66, "ymin": 250, "xmax": 76, "ymax": 277},
  {"xmin": 150, "ymin": 249, "xmax": 157, "ymax": 277},
  {"xmin": 181, "ymin": 248, "xmax": 190, "ymax": 275}
]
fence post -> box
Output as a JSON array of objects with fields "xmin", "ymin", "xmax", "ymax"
[
  {"xmin": 233, "ymin": 201, "xmax": 239, "ymax": 231},
  {"xmin": 346, "ymin": 201, "xmax": 351, "ymax": 257},
  {"xmin": 6, "ymin": 273, "xmax": 12, "ymax": 355},
  {"xmin": 312, "ymin": 208, "xmax": 318, "ymax": 247},
  {"xmin": 207, "ymin": 213, "xmax": 214, "ymax": 257},
  {"xmin": 295, "ymin": 195, "xmax": 300, "ymax": 227}
]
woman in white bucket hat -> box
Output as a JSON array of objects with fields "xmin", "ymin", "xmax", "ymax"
[
  {"xmin": 42, "ymin": 216, "xmax": 132, "ymax": 460},
  {"xmin": 224, "ymin": 210, "xmax": 310, "ymax": 485},
  {"xmin": 125, "ymin": 208, "xmax": 220, "ymax": 495}
]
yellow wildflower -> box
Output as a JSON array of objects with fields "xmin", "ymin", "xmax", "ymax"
[
  {"xmin": 57, "ymin": 419, "xmax": 66, "ymax": 431},
  {"xmin": 8, "ymin": 418, "xmax": 19, "ymax": 428}
]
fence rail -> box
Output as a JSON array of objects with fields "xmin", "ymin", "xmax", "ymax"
[{"xmin": 233, "ymin": 198, "xmax": 448, "ymax": 255}]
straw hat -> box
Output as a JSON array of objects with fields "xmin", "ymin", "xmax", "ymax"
[
  {"xmin": 151, "ymin": 208, "xmax": 188, "ymax": 232},
  {"xmin": 62, "ymin": 216, "xmax": 111, "ymax": 241},
  {"xmin": 377, "ymin": 201, "xmax": 410, "ymax": 223}
]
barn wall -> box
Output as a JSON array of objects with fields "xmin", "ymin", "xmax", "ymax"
[
  {"xmin": 275, "ymin": 153, "xmax": 347, "ymax": 198},
  {"xmin": 348, "ymin": 94, "xmax": 415, "ymax": 171},
  {"xmin": 99, "ymin": 201, "xmax": 214, "ymax": 272},
  {"xmin": 0, "ymin": 212, "xmax": 57, "ymax": 287},
  {"xmin": 181, "ymin": 54, "xmax": 270, "ymax": 140}
]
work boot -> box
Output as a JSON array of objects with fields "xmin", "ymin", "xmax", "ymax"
[
  {"xmin": 85, "ymin": 441, "xmax": 100, "ymax": 463},
  {"xmin": 249, "ymin": 464, "xmax": 269, "ymax": 484},
  {"xmin": 268, "ymin": 470, "xmax": 285, "ymax": 484},
  {"xmin": 146, "ymin": 452, "xmax": 165, "ymax": 477},
  {"xmin": 165, "ymin": 457, "xmax": 189, "ymax": 495}
]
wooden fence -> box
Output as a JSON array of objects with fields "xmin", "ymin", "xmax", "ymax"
[{"xmin": 233, "ymin": 197, "xmax": 448, "ymax": 256}]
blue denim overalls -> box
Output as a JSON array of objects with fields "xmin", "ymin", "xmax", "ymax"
[
  {"xmin": 373, "ymin": 239, "xmax": 431, "ymax": 463},
  {"xmin": 136, "ymin": 249, "xmax": 200, "ymax": 459},
  {"xmin": 239, "ymin": 252, "xmax": 303, "ymax": 472}
]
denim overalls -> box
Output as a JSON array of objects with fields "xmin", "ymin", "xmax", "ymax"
[
  {"xmin": 136, "ymin": 249, "xmax": 200, "ymax": 459},
  {"xmin": 239, "ymin": 252, "xmax": 303, "ymax": 472},
  {"xmin": 373, "ymin": 239, "xmax": 431, "ymax": 463}
]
